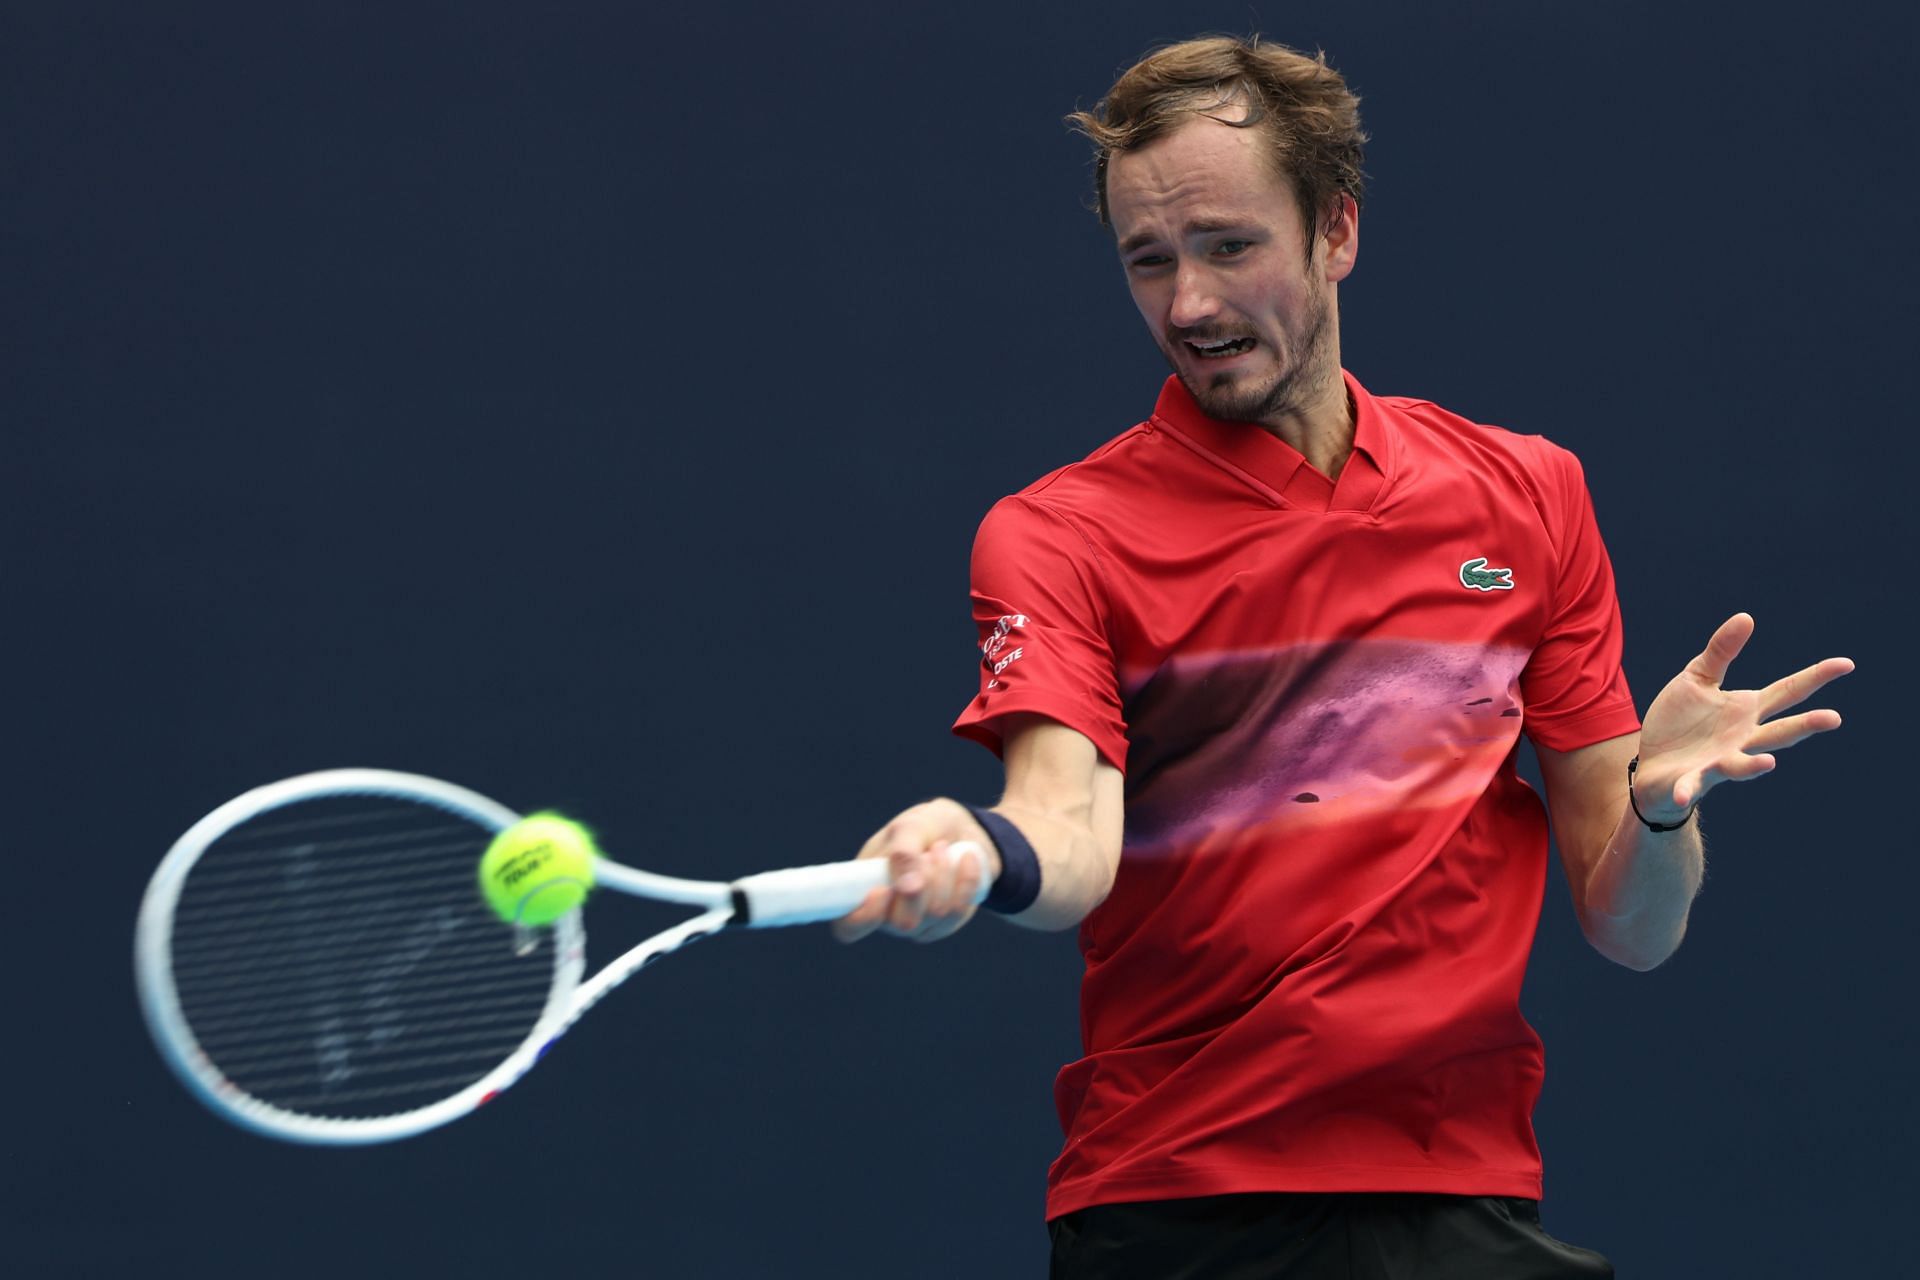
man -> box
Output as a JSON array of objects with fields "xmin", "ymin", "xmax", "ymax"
[{"xmin": 833, "ymin": 35, "xmax": 1851, "ymax": 1279}]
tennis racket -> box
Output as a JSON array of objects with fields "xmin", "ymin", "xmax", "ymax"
[{"xmin": 135, "ymin": 767, "xmax": 985, "ymax": 1145}]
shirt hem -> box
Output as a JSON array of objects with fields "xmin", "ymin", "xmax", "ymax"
[
  {"xmin": 1046, "ymin": 1162, "xmax": 1545, "ymax": 1221},
  {"xmin": 1525, "ymin": 701, "xmax": 1641, "ymax": 753},
  {"xmin": 952, "ymin": 699, "xmax": 1129, "ymax": 773}
]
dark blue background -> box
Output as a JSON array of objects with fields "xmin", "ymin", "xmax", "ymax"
[{"xmin": 8, "ymin": 2, "xmax": 1913, "ymax": 1275}]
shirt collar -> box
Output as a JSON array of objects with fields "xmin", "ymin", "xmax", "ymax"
[{"xmin": 1149, "ymin": 369, "xmax": 1394, "ymax": 513}]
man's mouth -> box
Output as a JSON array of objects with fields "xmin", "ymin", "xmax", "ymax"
[{"xmin": 1185, "ymin": 336, "xmax": 1257, "ymax": 359}]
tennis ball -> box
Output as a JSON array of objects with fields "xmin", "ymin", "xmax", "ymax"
[{"xmin": 478, "ymin": 812, "xmax": 598, "ymax": 926}]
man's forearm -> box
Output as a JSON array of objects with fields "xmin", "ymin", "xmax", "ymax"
[
  {"xmin": 990, "ymin": 800, "xmax": 1117, "ymax": 932},
  {"xmin": 1578, "ymin": 809, "xmax": 1706, "ymax": 971}
]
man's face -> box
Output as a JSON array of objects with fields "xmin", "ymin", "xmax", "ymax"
[{"xmin": 1107, "ymin": 116, "xmax": 1355, "ymax": 425}]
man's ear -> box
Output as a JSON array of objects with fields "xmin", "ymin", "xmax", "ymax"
[{"xmin": 1321, "ymin": 193, "xmax": 1359, "ymax": 284}]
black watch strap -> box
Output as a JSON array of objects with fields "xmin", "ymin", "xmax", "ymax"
[{"xmin": 1627, "ymin": 755, "xmax": 1696, "ymax": 832}]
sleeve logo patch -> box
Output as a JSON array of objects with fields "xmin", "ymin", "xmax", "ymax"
[
  {"xmin": 981, "ymin": 613, "xmax": 1029, "ymax": 689},
  {"xmin": 1459, "ymin": 557, "xmax": 1515, "ymax": 591}
]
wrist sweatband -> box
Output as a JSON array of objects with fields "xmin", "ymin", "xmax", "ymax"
[
  {"xmin": 962, "ymin": 805, "xmax": 1042, "ymax": 915},
  {"xmin": 1627, "ymin": 755, "xmax": 1696, "ymax": 832}
]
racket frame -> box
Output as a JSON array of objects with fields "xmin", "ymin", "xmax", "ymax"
[{"xmin": 136, "ymin": 770, "xmax": 594, "ymax": 1145}]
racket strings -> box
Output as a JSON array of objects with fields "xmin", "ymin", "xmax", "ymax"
[
  {"xmin": 198, "ymin": 1004, "xmax": 554, "ymax": 1070},
  {"xmin": 224, "ymin": 1040, "xmax": 540, "ymax": 1096},
  {"xmin": 211, "ymin": 808, "xmax": 478, "ymax": 841},
  {"xmin": 173, "ymin": 876, "xmax": 503, "ymax": 944},
  {"xmin": 173, "ymin": 841, "xmax": 496, "ymax": 915},
  {"xmin": 174, "ymin": 962, "xmax": 555, "ymax": 1027},
  {"xmin": 173, "ymin": 934, "xmax": 551, "ymax": 1000},
  {"xmin": 168, "ymin": 795, "xmax": 565, "ymax": 1120},
  {"xmin": 270, "ymin": 1070, "xmax": 532, "ymax": 1113}
]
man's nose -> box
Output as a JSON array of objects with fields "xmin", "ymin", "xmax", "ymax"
[{"xmin": 1169, "ymin": 263, "xmax": 1218, "ymax": 329}]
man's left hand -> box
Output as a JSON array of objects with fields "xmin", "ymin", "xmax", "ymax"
[{"xmin": 1633, "ymin": 612, "xmax": 1853, "ymax": 823}]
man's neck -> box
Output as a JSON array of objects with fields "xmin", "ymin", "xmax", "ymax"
[{"xmin": 1257, "ymin": 359, "xmax": 1355, "ymax": 482}]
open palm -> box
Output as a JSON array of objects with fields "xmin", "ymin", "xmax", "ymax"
[{"xmin": 1634, "ymin": 613, "xmax": 1853, "ymax": 818}]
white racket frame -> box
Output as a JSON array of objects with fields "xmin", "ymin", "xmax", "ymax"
[{"xmin": 135, "ymin": 768, "xmax": 983, "ymax": 1146}]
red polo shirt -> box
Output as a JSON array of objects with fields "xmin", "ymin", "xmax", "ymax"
[{"xmin": 953, "ymin": 372, "xmax": 1638, "ymax": 1219}]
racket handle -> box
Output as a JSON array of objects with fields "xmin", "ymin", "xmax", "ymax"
[{"xmin": 733, "ymin": 842, "xmax": 992, "ymax": 928}]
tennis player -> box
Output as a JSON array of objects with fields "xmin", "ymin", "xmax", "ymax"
[{"xmin": 834, "ymin": 35, "xmax": 1851, "ymax": 1279}]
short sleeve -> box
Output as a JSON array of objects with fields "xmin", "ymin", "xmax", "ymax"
[
  {"xmin": 950, "ymin": 495, "xmax": 1129, "ymax": 772},
  {"xmin": 1520, "ymin": 446, "xmax": 1642, "ymax": 752}
]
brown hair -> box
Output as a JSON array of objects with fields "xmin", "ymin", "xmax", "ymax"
[{"xmin": 1066, "ymin": 35, "xmax": 1368, "ymax": 250}]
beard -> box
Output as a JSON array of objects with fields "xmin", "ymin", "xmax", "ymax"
[{"xmin": 1163, "ymin": 285, "xmax": 1336, "ymax": 425}]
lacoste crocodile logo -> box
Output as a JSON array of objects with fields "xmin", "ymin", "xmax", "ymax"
[{"xmin": 1459, "ymin": 557, "xmax": 1515, "ymax": 592}]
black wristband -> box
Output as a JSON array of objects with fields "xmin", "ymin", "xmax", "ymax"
[
  {"xmin": 1627, "ymin": 755, "xmax": 1696, "ymax": 832},
  {"xmin": 962, "ymin": 805, "xmax": 1042, "ymax": 915}
]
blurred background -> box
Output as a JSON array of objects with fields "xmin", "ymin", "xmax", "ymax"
[{"xmin": 6, "ymin": 1, "xmax": 1914, "ymax": 1274}]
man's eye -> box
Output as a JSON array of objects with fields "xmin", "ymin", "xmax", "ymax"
[
  {"xmin": 1215, "ymin": 240, "xmax": 1251, "ymax": 256},
  {"xmin": 1129, "ymin": 254, "xmax": 1170, "ymax": 270}
]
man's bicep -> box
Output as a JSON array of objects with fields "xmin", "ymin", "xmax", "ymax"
[
  {"xmin": 997, "ymin": 713, "xmax": 1124, "ymax": 881},
  {"xmin": 1535, "ymin": 730, "xmax": 1638, "ymax": 905}
]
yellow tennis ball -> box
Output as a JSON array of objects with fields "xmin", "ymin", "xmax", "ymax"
[{"xmin": 478, "ymin": 812, "xmax": 599, "ymax": 926}]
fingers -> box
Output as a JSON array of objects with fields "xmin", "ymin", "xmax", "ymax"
[
  {"xmin": 834, "ymin": 803, "xmax": 987, "ymax": 944},
  {"xmin": 1757, "ymin": 656, "xmax": 1855, "ymax": 719},
  {"xmin": 1643, "ymin": 622, "xmax": 1852, "ymax": 812},
  {"xmin": 1682, "ymin": 705, "xmax": 1840, "ymax": 806},
  {"xmin": 885, "ymin": 842, "xmax": 978, "ymax": 940},
  {"xmin": 1673, "ymin": 715, "xmax": 1835, "ymax": 805},
  {"xmin": 1685, "ymin": 612, "xmax": 1755, "ymax": 687},
  {"xmin": 832, "ymin": 814, "xmax": 935, "ymax": 943},
  {"xmin": 1706, "ymin": 751, "xmax": 1777, "ymax": 790},
  {"xmin": 830, "ymin": 885, "xmax": 892, "ymax": 944},
  {"xmin": 886, "ymin": 847, "xmax": 932, "ymax": 933},
  {"xmin": 1688, "ymin": 610, "xmax": 1854, "ymax": 712},
  {"xmin": 1675, "ymin": 755, "xmax": 1779, "ymax": 809},
  {"xmin": 1745, "ymin": 707, "xmax": 1844, "ymax": 754},
  {"xmin": 950, "ymin": 841, "xmax": 987, "ymax": 909}
]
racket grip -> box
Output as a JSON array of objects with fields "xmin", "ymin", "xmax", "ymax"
[{"xmin": 733, "ymin": 842, "xmax": 992, "ymax": 928}]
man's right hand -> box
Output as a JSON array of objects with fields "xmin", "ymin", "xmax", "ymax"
[
  {"xmin": 831, "ymin": 799, "xmax": 1000, "ymax": 944},
  {"xmin": 831, "ymin": 716, "xmax": 1126, "ymax": 943}
]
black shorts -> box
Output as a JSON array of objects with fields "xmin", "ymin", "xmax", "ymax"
[{"xmin": 1049, "ymin": 1192, "xmax": 1614, "ymax": 1280}]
